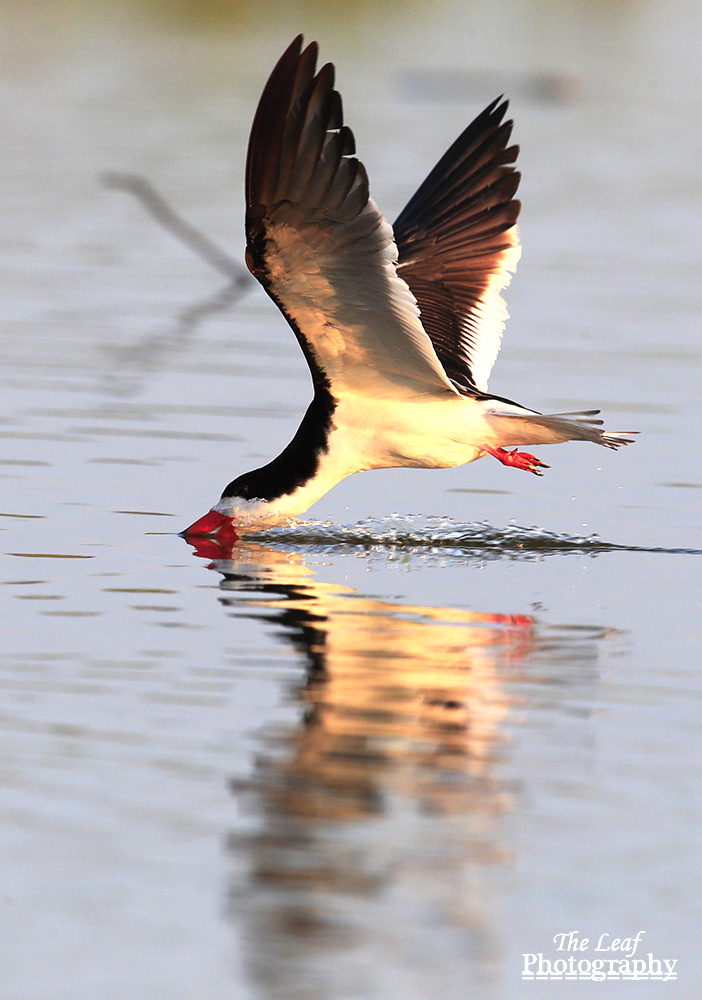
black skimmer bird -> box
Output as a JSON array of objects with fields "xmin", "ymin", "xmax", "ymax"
[{"xmin": 183, "ymin": 35, "xmax": 634, "ymax": 543}]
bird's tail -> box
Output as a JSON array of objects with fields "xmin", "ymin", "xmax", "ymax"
[{"xmin": 489, "ymin": 408, "xmax": 637, "ymax": 449}]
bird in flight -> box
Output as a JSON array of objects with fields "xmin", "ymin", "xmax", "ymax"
[{"xmin": 183, "ymin": 35, "xmax": 633, "ymax": 543}]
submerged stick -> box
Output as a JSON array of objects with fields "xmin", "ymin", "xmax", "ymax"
[
  {"xmin": 101, "ymin": 171, "xmax": 251, "ymax": 286},
  {"xmin": 100, "ymin": 171, "xmax": 255, "ymax": 395}
]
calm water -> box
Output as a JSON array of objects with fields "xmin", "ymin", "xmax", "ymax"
[{"xmin": 1, "ymin": 2, "xmax": 701, "ymax": 998}]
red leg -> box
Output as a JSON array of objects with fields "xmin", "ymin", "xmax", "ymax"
[{"xmin": 482, "ymin": 445, "xmax": 550, "ymax": 476}]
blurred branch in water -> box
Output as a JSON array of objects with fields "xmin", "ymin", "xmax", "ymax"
[
  {"xmin": 101, "ymin": 282, "xmax": 246, "ymax": 397},
  {"xmin": 101, "ymin": 171, "xmax": 252, "ymax": 286},
  {"xmin": 100, "ymin": 172, "xmax": 254, "ymax": 396}
]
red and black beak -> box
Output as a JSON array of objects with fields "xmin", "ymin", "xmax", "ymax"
[{"xmin": 180, "ymin": 509, "xmax": 239, "ymax": 543}]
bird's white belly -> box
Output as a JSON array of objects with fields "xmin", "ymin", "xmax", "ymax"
[{"xmin": 332, "ymin": 393, "xmax": 487, "ymax": 472}]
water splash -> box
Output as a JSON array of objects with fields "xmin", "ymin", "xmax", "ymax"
[{"xmin": 241, "ymin": 515, "xmax": 698, "ymax": 562}]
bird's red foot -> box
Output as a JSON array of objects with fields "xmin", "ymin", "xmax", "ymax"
[{"xmin": 482, "ymin": 445, "xmax": 550, "ymax": 476}]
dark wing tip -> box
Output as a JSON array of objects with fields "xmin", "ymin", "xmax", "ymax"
[
  {"xmin": 245, "ymin": 35, "xmax": 319, "ymax": 201},
  {"xmin": 285, "ymin": 32, "xmax": 305, "ymax": 59},
  {"xmin": 245, "ymin": 35, "xmax": 370, "ymax": 257},
  {"xmin": 394, "ymin": 96, "xmax": 521, "ymax": 240},
  {"xmin": 242, "ymin": 37, "xmax": 377, "ymax": 392},
  {"xmin": 393, "ymin": 96, "xmax": 523, "ymax": 391}
]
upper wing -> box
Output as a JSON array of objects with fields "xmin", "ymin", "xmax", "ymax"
[
  {"xmin": 393, "ymin": 98, "xmax": 522, "ymax": 394},
  {"xmin": 245, "ymin": 35, "xmax": 459, "ymax": 399}
]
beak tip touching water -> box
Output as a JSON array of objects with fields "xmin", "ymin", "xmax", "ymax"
[{"xmin": 181, "ymin": 509, "xmax": 239, "ymax": 543}]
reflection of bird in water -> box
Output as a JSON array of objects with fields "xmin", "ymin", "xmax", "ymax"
[
  {"xmin": 184, "ymin": 35, "xmax": 634, "ymax": 543},
  {"xmin": 195, "ymin": 539, "xmax": 535, "ymax": 993},
  {"xmin": 217, "ymin": 542, "xmax": 533, "ymax": 822},
  {"xmin": 184, "ymin": 536, "xmax": 610, "ymax": 996}
]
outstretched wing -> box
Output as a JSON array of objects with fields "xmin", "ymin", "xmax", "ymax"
[
  {"xmin": 245, "ymin": 35, "xmax": 459, "ymax": 399},
  {"xmin": 393, "ymin": 98, "xmax": 522, "ymax": 394}
]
